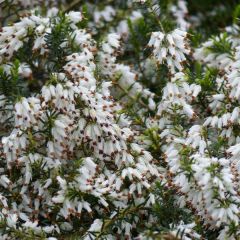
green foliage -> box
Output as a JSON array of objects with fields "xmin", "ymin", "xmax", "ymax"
[
  {"xmin": 233, "ymin": 4, "xmax": 240, "ymax": 23},
  {"xmin": 207, "ymin": 33, "xmax": 234, "ymax": 57},
  {"xmin": 188, "ymin": 0, "xmax": 239, "ymax": 38},
  {"xmin": 0, "ymin": 60, "xmax": 28, "ymax": 102},
  {"xmin": 45, "ymin": 13, "xmax": 72, "ymax": 72}
]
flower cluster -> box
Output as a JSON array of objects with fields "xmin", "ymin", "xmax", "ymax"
[
  {"xmin": 148, "ymin": 29, "xmax": 191, "ymax": 73},
  {"xmin": 1, "ymin": 0, "xmax": 240, "ymax": 239},
  {"xmin": 98, "ymin": 32, "xmax": 156, "ymax": 111},
  {"xmin": 0, "ymin": 9, "xmax": 160, "ymax": 240}
]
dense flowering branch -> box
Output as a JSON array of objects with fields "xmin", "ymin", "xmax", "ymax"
[{"xmin": 1, "ymin": 0, "xmax": 240, "ymax": 239}]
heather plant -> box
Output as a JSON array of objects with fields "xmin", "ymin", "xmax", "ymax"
[{"xmin": 0, "ymin": 0, "xmax": 240, "ymax": 239}]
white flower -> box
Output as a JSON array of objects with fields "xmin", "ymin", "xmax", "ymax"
[
  {"xmin": 6, "ymin": 214, "xmax": 18, "ymax": 229},
  {"xmin": 94, "ymin": 6, "xmax": 116, "ymax": 24},
  {"xmin": 133, "ymin": 0, "xmax": 146, "ymax": 3},
  {"xmin": 18, "ymin": 63, "xmax": 32, "ymax": 78},
  {"xmin": 67, "ymin": 11, "xmax": 83, "ymax": 24},
  {"xmin": 148, "ymin": 29, "xmax": 190, "ymax": 72}
]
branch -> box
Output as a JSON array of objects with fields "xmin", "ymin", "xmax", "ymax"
[{"xmin": 63, "ymin": 0, "xmax": 82, "ymax": 13}]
